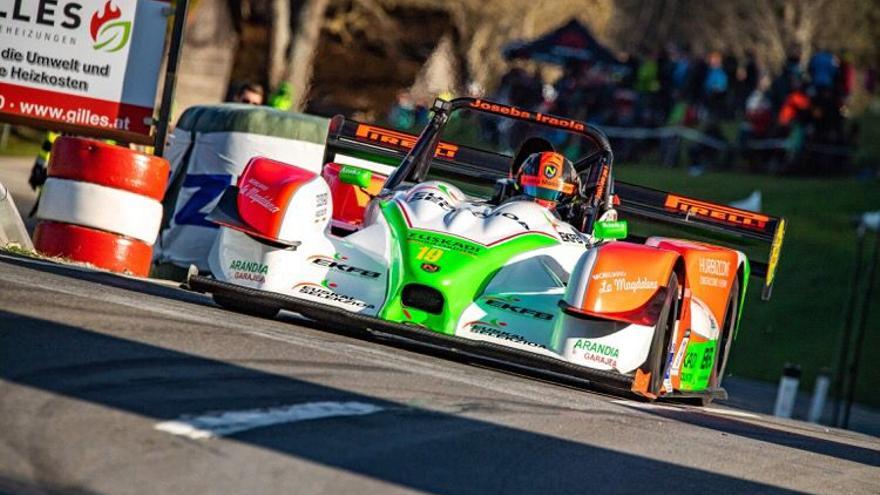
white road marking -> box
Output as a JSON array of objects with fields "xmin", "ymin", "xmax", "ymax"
[
  {"xmin": 155, "ymin": 401, "xmax": 384, "ymax": 439},
  {"xmin": 611, "ymin": 400, "xmax": 683, "ymax": 411},
  {"xmin": 700, "ymin": 407, "xmax": 760, "ymax": 419},
  {"xmin": 612, "ymin": 399, "xmax": 760, "ymax": 418}
]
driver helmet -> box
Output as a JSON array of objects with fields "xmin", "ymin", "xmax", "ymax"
[{"xmin": 516, "ymin": 151, "xmax": 577, "ymax": 209}]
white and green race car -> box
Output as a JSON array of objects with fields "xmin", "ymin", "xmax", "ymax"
[{"xmin": 187, "ymin": 97, "xmax": 785, "ymax": 402}]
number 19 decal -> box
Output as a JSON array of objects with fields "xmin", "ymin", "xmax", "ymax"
[{"xmin": 415, "ymin": 246, "xmax": 443, "ymax": 262}]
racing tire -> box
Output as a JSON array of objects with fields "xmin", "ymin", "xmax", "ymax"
[
  {"xmin": 641, "ymin": 273, "xmax": 680, "ymax": 399},
  {"xmin": 677, "ymin": 277, "xmax": 740, "ymax": 407},
  {"xmin": 212, "ymin": 293, "xmax": 280, "ymax": 319},
  {"xmin": 713, "ymin": 276, "xmax": 740, "ymax": 389}
]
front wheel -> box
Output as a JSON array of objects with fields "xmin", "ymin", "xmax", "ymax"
[{"xmin": 639, "ymin": 273, "xmax": 680, "ymax": 399}]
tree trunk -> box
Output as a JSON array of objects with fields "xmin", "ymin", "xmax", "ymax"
[
  {"xmin": 268, "ymin": 0, "xmax": 291, "ymax": 90},
  {"xmin": 175, "ymin": 0, "xmax": 239, "ymax": 110},
  {"xmin": 284, "ymin": 0, "xmax": 332, "ymax": 111},
  {"xmin": 409, "ymin": 34, "xmax": 461, "ymax": 102}
]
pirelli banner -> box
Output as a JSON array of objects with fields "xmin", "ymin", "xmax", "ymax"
[{"xmin": 0, "ymin": 0, "xmax": 169, "ymax": 144}]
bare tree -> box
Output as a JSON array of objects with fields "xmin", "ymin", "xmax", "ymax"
[{"xmin": 267, "ymin": 0, "xmax": 332, "ymax": 110}]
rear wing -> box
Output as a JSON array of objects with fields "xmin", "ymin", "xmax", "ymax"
[
  {"xmin": 323, "ymin": 116, "xmax": 510, "ymax": 176},
  {"xmin": 322, "ymin": 117, "xmax": 785, "ymax": 300},
  {"xmin": 614, "ymin": 182, "xmax": 785, "ymax": 300}
]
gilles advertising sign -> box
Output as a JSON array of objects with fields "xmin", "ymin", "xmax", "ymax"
[{"xmin": 0, "ymin": 0, "xmax": 168, "ymax": 143}]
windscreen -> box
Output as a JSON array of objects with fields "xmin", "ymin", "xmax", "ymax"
[{"xmin": 425, "ymin": 105, "xmax": 604, "ymax": 199}]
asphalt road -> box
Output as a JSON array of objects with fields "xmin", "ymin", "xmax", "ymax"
[{"xmin": 1, "ymin": 254, "xmax": 878, "ymax": 495}]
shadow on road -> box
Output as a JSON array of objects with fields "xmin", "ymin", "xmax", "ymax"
[
  {"xmin": 615, "ymin": 402, "xmax": 880, "ymax": 468},
  {"xmin": 0, "ymin": 307, "xmax": 812, "ymax": 495}
]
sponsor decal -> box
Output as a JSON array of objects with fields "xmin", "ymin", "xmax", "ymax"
[
  {"xmin": 682, "ymin": 346, "xmax": 713, "ymax": 370},
  {"xmin": 698, "ymin": 258, "xmax": 731, "ymax": 288},
  {"xmin": 683, "ymin": 351, "xmax": 697, "ymax": 369},
  {"xmin": 699, "ymin": 275, "xmax": 728, "ymax": 288},
  {"xmin": 296, "ymin": 283, "xmax": 375, "ymax": 309},
  {"xmin": 593, "ymin": 165, "xmax": 609, "ymax": 202},
  {"xmin": 407, "ymin": 232, "xmax": 482, "ymax": 256},
  {"xmin": 355, "ymin": 124, "xmax": 458, "ymax": 159},
  {"xmin": 465, "ymin": 320, "xmax": 547, "ymax": 349},
  {"xmin": 240, "ymin": 178, "xmax": 281, "ymax": 213},
  {"xmin": 664, "ymin": 195, "xmax": 770, "ymax": 231},
  {"xmin": 315, "ymin": 208, "xmax": 327, "ymax": 223},
  {"xmin": 229, "ymin": 259, "xmax": 269, "ymax": 283},
  {"xmin": 543, "ymin": 163, "xmax": 558, "ymax": 179},
  {"xmin": 466, "ymin": 209, "xmax": 531, "ymax": 230},
  {"xmin": 671, "ymin": 335, "xmax": 690, "ymax": 375},
  {"xmin": 597, "ymin": 277, "xmax": 659, "ymax": 295},
  {"xmin": 591, "ymin": 270, "xmax": 626, "ymax": 280},
  {"xmin": 558, "ymin": 231, "xmax": 585, "ymax": 245},
  {"xmin": 408, "ymin": 190, "xmax": 455, "ymax": 211},
  {"xmin": 468, "ymin": 99, "xmax": 587, "ymax": 132},
  {"xmin": 699, "ymin": 258, "xmax": 730, "ymax": 276},
  {"xmin": 484, "ymin": 296, "xmax": 553, "ymax": 321},
  {"xmin": 310, "ymin": 255, "xmax": 381, "ymax": 279},
  {"xmin": 573, "ymin": 339, "xmax": 619, "ymax": 368},
  {"xmin": 420, "ymin": 263, "xmax": 441, "ymax": 273},
  {"xmin": 700, "ymin": 346, "xmax": 715, "ymax": 370},
  {"xmin": 315, "ymin": 192, "xmax": 329, "ymax": 222},
  {"xmin": 519, "ymin": 175, "xmax": 575, "ymax": 195}
]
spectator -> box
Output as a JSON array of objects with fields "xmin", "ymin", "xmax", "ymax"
[
  {"xmin": 268, "ymin": 82, "xmax": 294, "ymax": 111},
  {"xmin": 703, "ymin": 52, "xmax": 729, "ymax": 118},
  {"xmin": 739, "ymin": 75, "xmax": 774, "ymax": 171},
  {"xmin": 670, "ymin": 45, "xmax": 692, "ymax": 98},
  {"xmin": 722, "ymin": 52, "xmax": 739, "ymax": 117},
  {"xmin": 808, "ymin": 49, "xmax": 839, "ymax": 91},
  {"xmin": 635, "ymin": 52, "xmax": 661, "ymax": 125},
  {"xmin": 27, "ymin": 130, "xmax": 60, "ymax": 194},
  {"xmin": 388, "ymin": 90, "xmax": 418, "ymax": 131},
  {"xmin": 230, "ymin": 82, "xmax": 265, "ymax": 105},
  {"xmin": 744, "ymin": 76, "xmax": 774, "ymax": 138},
  {"xmin": 770, "ymin": 50, "xmax": 802, "ymax": 111},
  {"xmin": 743, "ymin": 50, "xmax": 760, "ymax": 98}
]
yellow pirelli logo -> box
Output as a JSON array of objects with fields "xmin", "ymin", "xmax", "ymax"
[
  {"xmin": 355, "ymin": 124, "xmax": 459, "ymax": 159},
  {"xmin": 664, "ymin": 194, "xmax": 771, "ymax": 231}
]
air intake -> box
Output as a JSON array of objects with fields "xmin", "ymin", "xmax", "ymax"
[{"xmin": 401, "ymin": 284, "xmax": 444, "ymax": 315}]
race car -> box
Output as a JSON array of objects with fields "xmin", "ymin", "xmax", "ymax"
[{"xmin": 186, "ymin": 97, "xmax": 786, "ymax": 402}]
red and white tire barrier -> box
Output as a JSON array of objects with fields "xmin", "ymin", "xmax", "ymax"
[{"xmin": 34, "ymin": 138, "xmax": 169, "ymax": 276}]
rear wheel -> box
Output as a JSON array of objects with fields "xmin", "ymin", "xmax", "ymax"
[
  {"xmin": 713, "ymin": 276, "xmax": 740, "ymax": 388},
  {"xmin": 640, "ymin": 273, "xmax": 680, "ymax": 398},
  {"xmin": 677, "ymin": 276, "xmax": 740, "ymax": 407},
  {"xmin": 213, "ymin": 293, "xmax": 280, "ymax": 319}
]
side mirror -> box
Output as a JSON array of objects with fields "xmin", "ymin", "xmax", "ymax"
[
  {"xmin": 593, "ymin": 220, "xmax": 628, "ymax": 240},
  {"xmin": 338, "ymin": 165, "xmax": 373, "ymax": 188}
]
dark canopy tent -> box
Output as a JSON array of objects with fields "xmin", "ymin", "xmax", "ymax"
[{"xmin": 503, "ymin": 19, "xmax": 619, "ymax": 66}]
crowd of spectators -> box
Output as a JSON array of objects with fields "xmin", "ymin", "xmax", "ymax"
[
  {"xmin": 492, "ymin": 46, "xmax": 864, "ymax": 175},
  {"xmin": 388, "ymin": 45, "xmax": 874, "ymax": 176}
]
